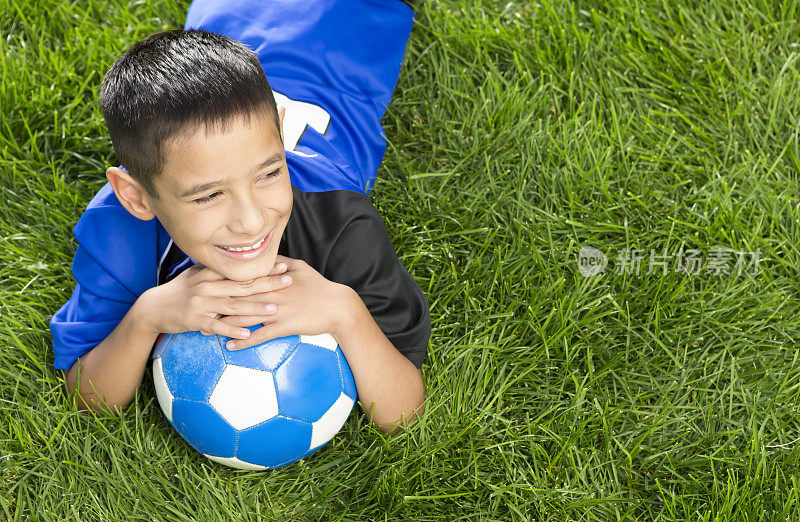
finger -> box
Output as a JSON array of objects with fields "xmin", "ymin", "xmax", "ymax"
[
  {"xmin": 219, "ymin": 313, "xmax": 277, "ymax": 328},
  {"xmin": 274, "ymin": 254, "xmax": 293, "ymax": 266},
  {"xmin": 212, "ymin": 273, "xmax": 293, "ymax": 298},
  {"xmin": 201, "ymin": 315, "xmax": 252, "ymax": 342},
  {"xmin": 209, "ymin": 264, "xmax": 286, "ymax": 292},
  {"xmin": 225, "ymin": 321, "xmax": 284, "ymax": 351},
  {"xmin": 200, "ymin": 313, "xmax": 225, "ymax": 335},
  {"xmin": 214, "ymin": 298, "xmax": 278, "ymax": 317},
  {"xmin": 269, "ymin": 261, "xmax": 288, "ymax": 275}
]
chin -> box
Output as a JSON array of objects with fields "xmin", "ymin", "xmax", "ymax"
[{"xmin": 219, "ymin": 255, "xmax": 277, "ymax": 282}]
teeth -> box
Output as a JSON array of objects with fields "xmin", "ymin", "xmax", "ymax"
[{"xmin": 221, "ymin": 235, "xmax": 265, "ymax": 252}]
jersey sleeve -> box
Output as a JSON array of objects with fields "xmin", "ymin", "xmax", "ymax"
[
  {"xmin": 324, "ymin": 194, "xmax": 431, "ymax": 369},
  {"xmin": 49, "ymin": 206, "xmax": 159, "ymax": 371}
]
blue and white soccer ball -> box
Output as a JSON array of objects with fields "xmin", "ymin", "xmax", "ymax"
[{"xmin": 151, "ymin": 326, "xmax": 357, "ymax": 470}]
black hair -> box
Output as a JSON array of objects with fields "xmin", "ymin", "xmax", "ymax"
[{"xmin": 99, "ymin": 29, "xmax": 281, "ymax": 200}]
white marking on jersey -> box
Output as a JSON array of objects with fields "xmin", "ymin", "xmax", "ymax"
[{"xmin": 273, "ymin": 91, "xmax": 331, "ymax": 157}]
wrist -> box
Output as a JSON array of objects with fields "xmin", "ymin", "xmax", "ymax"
[
  {"xmin": 329, "ymin": 284, "xmax": 366, "ymax": 342},
  {"xmin": 134, "ymin": 287, "xmax": 161, "ymax": 336}
]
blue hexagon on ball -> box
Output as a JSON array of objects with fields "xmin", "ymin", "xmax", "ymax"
[{"xmin": 151, "ymin": 325, "xmax": 357, "ymax": 470}]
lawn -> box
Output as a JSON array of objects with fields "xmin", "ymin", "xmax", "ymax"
[{"xmin": 3, "ymin": 0, "xmax": 800, "ymax": 519}]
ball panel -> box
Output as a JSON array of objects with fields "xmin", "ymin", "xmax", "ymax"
[
  {"xmin": 152, "ymin": 333, "xmax": 170, "ymax": 360},
  {"xmin": 275, "ymin": 343, "xmax": 342, "ymax": 422},
  {"xmin": 337, "ymin": 348, "xmax": 357, "ymax": 401},
  {"xmin": 310, "ymin": 392, "xmax": 355, "ymax": 450},
  {"xmin": 205, "ymin": 454, "xmax": 267, "ymax": 471},
  {"xmin": 285, "ymin": 445, "xmax": 324, "ymax": 468},
  {"xmin": 152, "ymin": 357, "xmax": 174, "ymax": 422},
  {"xmin": 299, "ymin": 333, "xmax": 338, "ymax": 351},
  {"xmin": 162, "ymin": 331, "xmax": 226, "ymax": 401},
  {"xmin": 171, "ymin": 398, "xmax": 238, "ymax": 459},
  {"xmin": 209, "ymin": 365, "xmax": 279, "ymax": 430},
  {"xmin": 236, "ymin": 416, "xmax": 313, "ymax": 468},
  {"xmin": 223, "ymin": 334, "xmax": 300, "ymax": 372}
]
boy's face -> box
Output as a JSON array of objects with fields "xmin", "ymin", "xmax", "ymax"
[{"xmin": 109, "ymin": 110, "xmax": 292, "ymax": 283}]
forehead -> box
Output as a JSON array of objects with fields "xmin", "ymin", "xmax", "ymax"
[{"xmin": 159, "ymin": 112, "xmax": 282, "ymax": 195}]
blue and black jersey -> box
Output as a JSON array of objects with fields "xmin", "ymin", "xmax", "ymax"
[{"xmin": 49, "ymin": 0, "xmax": 430, "ymax": 372}]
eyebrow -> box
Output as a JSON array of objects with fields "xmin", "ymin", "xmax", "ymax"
[{"xmin": 178, "ymin": 152, "xmax": 283, "ymax": 199}]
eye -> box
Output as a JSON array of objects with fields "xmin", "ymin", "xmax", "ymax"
[
  {"xmin": 193, "ymin": 169, "xmax": 281, "ymax": 205},
  {"xmin": 194, "ymin": 192, "xmax": 219, "ymax": 204},
  {"xmin": 259, "ymin": 169, "xmax": 281, "ymax": 182}
]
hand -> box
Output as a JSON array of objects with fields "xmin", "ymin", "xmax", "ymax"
[
  {"xmin": 220, "ymin": 255, "xmax": 356, "ymax": 350},
  {"xmin": 140, "ymin": 260, "xmax": 293, "ymax": 340}
]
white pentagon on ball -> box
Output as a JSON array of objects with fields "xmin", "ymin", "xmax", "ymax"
[{"xmin": 209, "ymin": 365, "xmax": 278, "ymax": 430}]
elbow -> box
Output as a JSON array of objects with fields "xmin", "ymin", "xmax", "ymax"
[
  {"xmin": 63, "ymin": 369, "xmax": 130, "ymax": 415},
  {"xmin": 375, "ymin": 387, "xmax": 426, "ymax": 436},
  {"xmin": 375, "ymin": 401, "xmax": 425, "ymax": 435},
  {"xmin": 66, "ymin": 385, "xmax": 129, "ymax": 415}
]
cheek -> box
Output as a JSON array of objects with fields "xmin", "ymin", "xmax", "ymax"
[
  {"xmin": 277, "ymin": 185, "xmax": 293, "ymax": 215},
  {"xmin": 159, "ymin": 211, "xmax": 199, "ymax": 244},
  {"xmin": 178, "ymin": 213, "xmax": 217, "ymax": 244}
]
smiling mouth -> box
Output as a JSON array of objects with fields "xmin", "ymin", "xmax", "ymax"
[
  {"xmin": 214, "ymin": 230, "xmax": 273, "ymax": 261},
  {"xmin": 218, "ymin": 233, "xmax": 269, "ymax": 252}
]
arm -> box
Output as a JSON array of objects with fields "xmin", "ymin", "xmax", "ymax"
[
  {"xmin": 63, "ymin": 263, "xmax": 292, "ymax": 414},
  {"xmin": 64, "ymin": 291, "xmax": 158, "ymax": 413},
  {"xmin": 332, "ymin": 286, "xmax": 426, "ymax": 435}
]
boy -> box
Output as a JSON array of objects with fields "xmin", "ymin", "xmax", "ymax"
[{"xmin": 49, "ymin": 0, "xmax": 430, "ymax": 435}]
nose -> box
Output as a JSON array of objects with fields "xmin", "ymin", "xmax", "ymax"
[{"xmin": 228, "ymin": 193, "xmax": 265, "ymax": 236}]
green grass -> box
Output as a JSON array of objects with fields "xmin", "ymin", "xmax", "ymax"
[{"xmin": 3, "ymin": 0, "xmax": 800, "ymax": 519}]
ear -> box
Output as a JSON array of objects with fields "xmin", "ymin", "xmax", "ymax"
[
  {"xmin": 106, "ymin": 166, "xmax": 157, "ymax": 221},
  {"xmin": 278, "ymin": 106, "xmax": 286, "ymax": 146}
]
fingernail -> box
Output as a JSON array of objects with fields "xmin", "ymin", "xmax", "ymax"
[
  {"xmin": 239, "ymin": 329, "xmax": 250, "ymax": 338},
  {"xmin": 282, "ymin": 275, "xmax": 292, "ymax": 284},
  {"xmin": 277, "ymin": 263, "xmax": 286, "ymax": 270},
  {"xmin": 226, "ymin": 340, "xmax": 235, "ymax": 349},
  {"xmin": 266, "ymin": 304, "xmax": 277, "ymax": 313}
]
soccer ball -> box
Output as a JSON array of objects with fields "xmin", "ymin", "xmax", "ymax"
[{"xmin": 151, "ymin": 325, "xmax": 357, "ymax": 470}]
